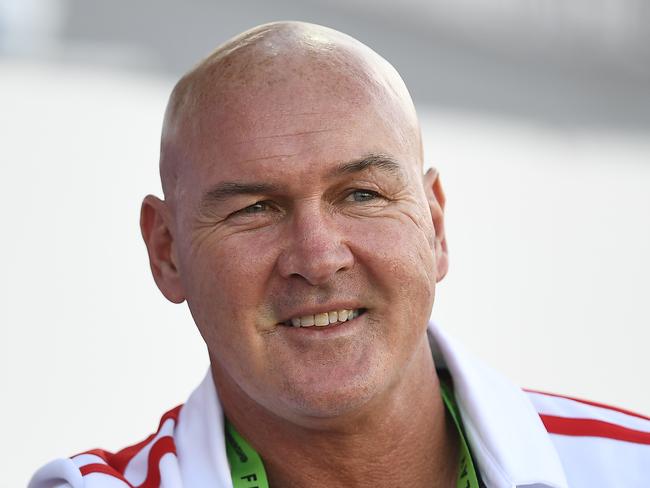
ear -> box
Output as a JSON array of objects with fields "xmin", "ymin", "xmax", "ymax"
[
  {"xmin": 423, "ymin": 168, "xmax": 449, "ymax": 282},
  {"xmin": 140, "ymin": 195, "xmax": 186, "ymax": 303}
]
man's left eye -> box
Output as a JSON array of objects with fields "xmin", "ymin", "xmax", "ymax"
[
  {"xmin": 239, "ymin": 201, "xmax": 271, "ymax": 214},
  {"xmin": 349, "ymin": 190, "xmax": 380, "ymax": 202}
]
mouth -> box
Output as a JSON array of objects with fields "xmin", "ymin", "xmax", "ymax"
[{"xmin": 281, "ymin": 308, "xmax": 367, "ymax": 328}]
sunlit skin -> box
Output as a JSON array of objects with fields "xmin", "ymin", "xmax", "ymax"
[{"xmin": 141, "ymin": 22, "xmax": 454, "ymax": 487}]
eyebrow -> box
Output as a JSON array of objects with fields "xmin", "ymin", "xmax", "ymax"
[
  {"xmin": 201, "ymin": 182, "xmax": 281, "ymax": 204},
  {"xmin": 200, "ymin": 153, "xmax": 404, "ymax": 206},
  {"xmin": 329, "ymin": 153, "xmax": 404, "ymax": 179}
]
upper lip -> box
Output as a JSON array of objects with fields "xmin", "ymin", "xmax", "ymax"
[{"xmin": 277, "ymin": 303, "xmax": 364, "ymax": 323}]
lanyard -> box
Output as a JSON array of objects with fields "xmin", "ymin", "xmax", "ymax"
[
  {"xmin": 226, "ymin": 382, "xmax": 480, "ymax": 488},
  {"xmin": 439, "ymin": 380, "xmax": 481, "ymax": 488},
  {"xmin": 225, "ymin": 420, "xmax": 269, "ymax": 488}
]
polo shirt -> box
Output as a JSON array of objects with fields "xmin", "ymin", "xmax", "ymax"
[{"xmin": 29, "ymin": 321, "xmax": 650, "ymax": 487}]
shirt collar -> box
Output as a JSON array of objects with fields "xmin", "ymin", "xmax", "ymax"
[
  {"xmin": 175, "ymin": 370, "xmax": 233, "ymax": 488},
  {"xmin": 175, "ymin": 321, "xmax": 569, "ymax": 488},
  {"xmin": 428, "ymin": 320, "xmax": 568, "ymax": 488}
]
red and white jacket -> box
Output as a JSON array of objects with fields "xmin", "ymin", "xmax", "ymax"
[{"xmin": 29, "ymin": 322, "xmax": 650, "ymax": 488}]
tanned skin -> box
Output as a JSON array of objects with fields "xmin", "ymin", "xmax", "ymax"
[{"xmin": 141, "ymin": 21, "xmax": 455, "ymax": 487}]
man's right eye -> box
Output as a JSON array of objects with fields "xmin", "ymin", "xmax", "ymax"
[{"xmin": 349, "ymin": 189, "xmax": 380, "ymax": 202}]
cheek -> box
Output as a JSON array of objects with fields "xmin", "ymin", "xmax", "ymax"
[
  {"xmin": 350, "ymin": 212, "xmax": 437, "ymax": 312},
  {"xmin": 180, "ymin": 234, "xmax": 279, "ymax": 343},
  {"xmin": 186, "ymin": 229, "xmax": 277, "ymax": 293}
]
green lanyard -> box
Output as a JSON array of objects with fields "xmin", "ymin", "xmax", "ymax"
[
  {"xmin": 439, "ymin": 380, "xmax": 481, "ymax": 488},
  {"xmin": 226, "ymin": 383, "xmax": 480, "ymax": 488},
  {"xmin": 225, "ymin": 420, "xmax": 270, "ymax": 488}
]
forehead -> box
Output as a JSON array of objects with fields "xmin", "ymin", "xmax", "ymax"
[
  {"xmin": 189, "ymin": 81, "xmax": 415, "ymax": 184},
  {"xmin": 165, "ymin": 41, "xmax": 421, "ymax": 198}
]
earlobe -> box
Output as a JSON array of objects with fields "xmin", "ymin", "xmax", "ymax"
[
  {"xmin": 140, "ymin": 195, "xmax": 186, "ymax": 303},
  {"xmin": 423, "ymin": 168, "xmax": 449, "ymax": 283}
]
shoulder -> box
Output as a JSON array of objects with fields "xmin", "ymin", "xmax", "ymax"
[
  {"xmin": 28, "ymin": 405, "xmax": 183, "ymax": 488},
  {"xmin": 525, "ymin": 389, "xmax": 650, "ymax": 487}
]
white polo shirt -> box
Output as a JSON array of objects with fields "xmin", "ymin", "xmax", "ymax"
[{"xmin": 29, "ymin": 322, "xmax": 650, "ymax": 487}]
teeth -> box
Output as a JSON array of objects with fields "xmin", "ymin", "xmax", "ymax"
[
  {"xmin": 315, "ymin": 313, "xmax": 329, "ymax": 327},
  {"xmin": 288, "ymin": 309, "xmax": 360, "ymax": 328},
  {"xmin": 300, "ymin": 315, "xmax": 315, "ymax": 327}
]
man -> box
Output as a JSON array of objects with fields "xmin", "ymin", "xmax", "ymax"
[{"xmin": 30, "ymin": 21, "xmax": 649, "ymax": 488}]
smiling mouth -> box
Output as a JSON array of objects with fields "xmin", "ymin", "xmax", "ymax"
[{"xmin": 281, "ymin": 308, "xmax": 367, "ymax": 328}]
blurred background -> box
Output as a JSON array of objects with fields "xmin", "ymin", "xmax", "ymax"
[{"xmin": 2, "ymin": 0, "xmax": 649, "ymax": 485}]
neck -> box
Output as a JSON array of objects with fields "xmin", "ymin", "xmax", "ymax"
[{"xmin": 214, "ymin": 336, "xmax": 459, "ymax": 488}]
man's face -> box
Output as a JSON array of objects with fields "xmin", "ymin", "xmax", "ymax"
[{"xmin": 170, "ymin": 66, "xmax": 443, "ymax": 422}]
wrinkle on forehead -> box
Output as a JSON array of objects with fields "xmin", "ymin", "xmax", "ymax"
[{"xmin": 159, "ymin": 21, "xmax": 423, "ymax": 207}]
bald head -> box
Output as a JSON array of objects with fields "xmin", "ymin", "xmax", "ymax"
[
  {"xmin": 159, "ymin": 21, "xmax": 422, "ymax": 205},
  {"xmin": 142, "ymin": 23, "xmax": 449, "ymax": 424}
]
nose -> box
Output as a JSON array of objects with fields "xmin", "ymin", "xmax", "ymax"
[{"xmin": 276, "ymin": 204, "xmax": 354, "ymax": 286}]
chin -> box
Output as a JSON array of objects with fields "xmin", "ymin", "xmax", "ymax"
[{"xmin": 273, "ymin": 364, "xmax": 389, "ymax": 423}]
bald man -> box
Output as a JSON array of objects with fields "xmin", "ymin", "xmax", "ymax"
[{"xmin": 29, "ymin": 21, "xmax": 650, "ymax": 488}]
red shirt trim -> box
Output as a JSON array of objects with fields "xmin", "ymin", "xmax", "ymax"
[
  {"xmin": 73, "ymin": 404, "xmax": 183, "ymax": 487},
  {"xmin": 540, "ymin": 414, "xmax": 650, "ymax": 445}
]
